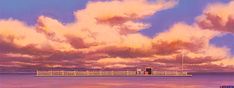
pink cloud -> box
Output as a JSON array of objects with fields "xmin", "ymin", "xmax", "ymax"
[{"xmin": 196, "ymin": 1, "xmax": 234, "ymax": 34}]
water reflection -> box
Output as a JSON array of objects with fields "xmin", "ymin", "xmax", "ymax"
[{"xmin": 0, "ymin": 74, "xmax": 233, "ymax": 88}]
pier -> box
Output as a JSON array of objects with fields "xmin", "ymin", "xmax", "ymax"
[{"xmin": 36, "ymin": 70, "xmax": 192, "ymax": 77}]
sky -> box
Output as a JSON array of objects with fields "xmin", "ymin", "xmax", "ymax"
[{"xmin": 0, "ymin": 0, "xmax": 234, "ymax": 72}]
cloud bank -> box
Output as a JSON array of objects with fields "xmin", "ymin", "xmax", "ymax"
[{"xmin": 0, "ymin": 0, "xmax": 234, "ymax": 72}]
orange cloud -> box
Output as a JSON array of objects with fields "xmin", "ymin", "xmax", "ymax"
[
  {"xmin": 153, "ymin": 23, "xmax": 219, "ymax": 54},
  {"xmin": 0, "ymin": 19, "xmax": 47, "ymax": 48}
]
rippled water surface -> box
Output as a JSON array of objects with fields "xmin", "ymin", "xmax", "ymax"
[{"xmin": 0, "ymin": 74, "xmax": 234, "ymax": 88}]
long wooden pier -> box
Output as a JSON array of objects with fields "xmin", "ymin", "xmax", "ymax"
[{"xmin": 36, "ymin": 70, "xmax": 192, "ymax": 77}]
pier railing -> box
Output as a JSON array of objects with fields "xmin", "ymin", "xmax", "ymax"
[{"xmin": 36, "ymin": 70, "xmax": 191, "ymax": 77}]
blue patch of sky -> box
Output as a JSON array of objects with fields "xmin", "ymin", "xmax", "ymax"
[
  {"xmin": 210, "ymin": 34, "xmax": 234, "ymax": 55},
  {"xmin": 0, "ymin": 0, "xmax": 88, "ymax": 25}
]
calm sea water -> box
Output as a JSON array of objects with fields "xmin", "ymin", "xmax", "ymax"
[{"xmin": 0, "ymin": 74, "xmax": 234, "ymax": 88}]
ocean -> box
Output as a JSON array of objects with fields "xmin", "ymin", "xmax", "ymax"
[{"xmin": 0, "ymin": 74, "xmax": 234, "ymax": 88}]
